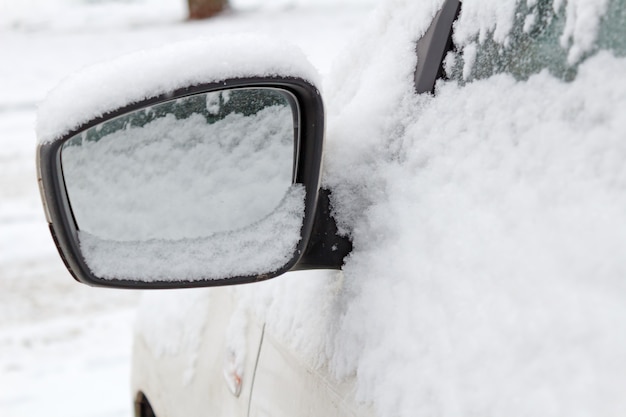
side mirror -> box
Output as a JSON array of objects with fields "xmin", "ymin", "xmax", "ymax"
[{"xmin": 36, "ymin": 38, "xmax": 336, "ymax": 289}]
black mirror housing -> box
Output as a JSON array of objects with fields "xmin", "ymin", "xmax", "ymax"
[{"xmin": 37, "ymin": 76, "xmax": 326, "ymax": 289}]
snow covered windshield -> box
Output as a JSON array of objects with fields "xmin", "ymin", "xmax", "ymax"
[{"xmin": 61, "ymin": 87, "xmax": 305, "ymax": 281}]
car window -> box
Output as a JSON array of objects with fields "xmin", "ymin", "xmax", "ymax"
[{"xmin": 447, "ymin": 0, "xmax": 626, "ymax": 83}]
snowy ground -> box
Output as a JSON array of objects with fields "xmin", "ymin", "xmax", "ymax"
[{"xmin": 0, "ymin": 1, "xmax": 372, "ymax": 415}]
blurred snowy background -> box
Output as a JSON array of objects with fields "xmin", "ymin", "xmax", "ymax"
[{"xmin": 0, "ymin": 0, "xmax": 373, "ymax": 415}]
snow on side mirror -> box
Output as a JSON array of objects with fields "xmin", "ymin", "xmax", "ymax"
[{"xmin": 36, "ymin": 37, "xmax": 325, "ymax": 289}]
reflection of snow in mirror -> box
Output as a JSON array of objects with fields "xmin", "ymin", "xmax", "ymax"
[
  {"xmin": 62, "ymin": 88, "xmax": 294, "ymax": 241},
  {"xmin": 78, "ymin": 185, "xmax": 305, "ymax": 281}
]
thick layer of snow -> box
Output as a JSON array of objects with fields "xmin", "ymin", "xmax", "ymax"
[
  {"xmin": 36, "ymin": 35, "xmax": 319, "ymax": 144},
  {"xmin": 325, "ymin": 53, "xmax": 626, "ymax": 416},
  {"xmin": 81, "ymin": 185, "xmax": 305, "ymax": 281},
  {"xmin": 320, "ymin": 0, "xmax": 626, "ymax": 415}
]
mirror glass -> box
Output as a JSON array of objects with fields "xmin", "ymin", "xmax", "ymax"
[{"xmin": 61, "ymin": 87, "xmax": 305, "ymax": 282}]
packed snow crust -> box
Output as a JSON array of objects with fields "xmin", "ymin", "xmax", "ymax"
[{"xmin": 36, "ymin": 35, "xmax": 320, "ymax": 144}]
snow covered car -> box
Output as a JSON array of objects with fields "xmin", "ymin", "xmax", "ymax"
[{"xmin": 36, "ymin": 0, "xmax": 626, "ymax": 416}]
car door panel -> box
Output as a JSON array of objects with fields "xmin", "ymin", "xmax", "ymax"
[
  {"xmin": 249, "ymin": 330, "xmax": 374, "ymax": 417},
  {"xmin": 131, "ymin": 288, "xmax": 264, "ymax": 417}
]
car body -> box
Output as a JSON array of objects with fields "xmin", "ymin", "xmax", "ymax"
[{"xmin": 36, "ymin": 0, "xmax": 626, "ymax": 416}]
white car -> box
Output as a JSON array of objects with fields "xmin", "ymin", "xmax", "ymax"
[{"xmin": 36, "ymin": 0, "xmax": 626, "ymax": 416}]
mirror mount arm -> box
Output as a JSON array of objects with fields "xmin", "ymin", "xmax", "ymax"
[
  {"xmin": 293, "ymin": 188, "xmax": 352, "ymax": 271},
  {"xmin": 414, "ymin": 0, "xmax": 461, "ymax": 94}
]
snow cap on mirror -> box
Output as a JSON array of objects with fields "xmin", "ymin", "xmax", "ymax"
[{"xmin": 36, "ymin": 34, "xmax": 320, "ymax": 144}]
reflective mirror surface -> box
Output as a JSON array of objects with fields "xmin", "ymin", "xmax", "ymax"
[{"xmin": 61, "ymin": 87, "xmax": 304, "ymax": 282}]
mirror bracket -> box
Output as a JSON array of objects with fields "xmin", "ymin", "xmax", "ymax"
[
  {"xmin": 293, "ymin": 188, "xmax": 352, "ymax": 271},
  {"xmin": 414, "ymin": 0, "xmax": 461, "ymax": 94}
]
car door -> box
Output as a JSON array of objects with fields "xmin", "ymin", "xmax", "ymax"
[
  {"xmin": 249, "ymin": 326, "xmax": 371, "ymax": 417},
  {"xmin": 131, "ymin": 287, "xmax": 266, "ymax": 417}
]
